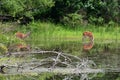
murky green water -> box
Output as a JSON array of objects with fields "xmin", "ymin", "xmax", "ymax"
[{"xmin": 0, "ymin": 42, "xmax": 120, "ymax": 80}]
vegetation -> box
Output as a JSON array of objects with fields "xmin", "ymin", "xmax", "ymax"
[
  {"xmin": 0, "ymin": 0, "xmax": 120, "ymax": 80},
  {"xmin": 0, "ymin": 0, "xmax": 119, "ymax": 25},
  {"xmin": 0, "ymin": 22, "xmax": 120, "ymax": 54}
]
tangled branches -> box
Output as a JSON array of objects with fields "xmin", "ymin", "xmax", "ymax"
[{"xmin": 0, "ymin": 50, "xmax": 102, "ymax": 80}]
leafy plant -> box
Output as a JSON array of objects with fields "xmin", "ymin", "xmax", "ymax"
[
  {"xmin": 61, "ymin": 13, "xmax": 83, "ymax": 28},
  {"xmin": 50, "ymin": 0, "xmax": 83, "ymax": 22},
  {"xmin": 89, "ymin": 16, "xmax": 104, "ymax": 25},
  {"xmin": 0, "ymin": 0, "xmax": 54, "ymax": 21}
]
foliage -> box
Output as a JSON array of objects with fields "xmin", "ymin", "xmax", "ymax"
[
  {"xmin": 88, "ymin": 16, "xmax": 104, "ymax": 25},
  {"xmin": 0, "ymin": 0, "xmax": 54, "ymax": 20},
  {"xmin": 0, "ymin": 0, "xmax": 24, "ymax": 16},
  {"xmin": 50, "ymin": 0, "xmax": 83, "ymax": 22},
  {"xmin": 50, "ymin": 0, "xmax": 119, "ymax": 24},
  {"xmin": 61, "ymin": 13, "xmax": 83, "ymax": 28},
  {"xmin": 84, "ymin": 0, "xmax": 119, "ymax": 24},
  {"xmin": 0, "ymin": 0, "xmax": 119, "ymax": 24}
]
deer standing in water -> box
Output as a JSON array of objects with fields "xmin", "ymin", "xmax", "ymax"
[
  {"xmin": 82, "ymin": 31, "xmax": 94, "ymax": 50},
  {"xmin": 15, "ymin": 32, "xmax": 31, "ymax": 39}
]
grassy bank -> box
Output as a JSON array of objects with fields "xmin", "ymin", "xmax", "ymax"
[{"xmin": 0, "ymin": 22, "xmax": 120, "ymax": 54}]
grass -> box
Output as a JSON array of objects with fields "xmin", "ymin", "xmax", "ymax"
[
  {"xmin": 0, "ymin": 22, "xmax": 120, "ymax": 53},
  {"xmin": 28, "ymin": 22, "xmax": 120, "ymax": 44}
]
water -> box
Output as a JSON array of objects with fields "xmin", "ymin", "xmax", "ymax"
[
  {"xmin": 0, "ymin": 42, "xmax": 120, "ymax": 80},
  {"xmin": 0, "ymin": 40, "xmax": 120, "ymax": 80}
]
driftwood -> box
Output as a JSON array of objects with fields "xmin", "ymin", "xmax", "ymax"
[
  {"xmin": 0, "ymin": 51, "xmax": 96, "ymax": 73},
  {"xmin": 0, "ymin": 50, "xmax": 120, "ymax": 80}
]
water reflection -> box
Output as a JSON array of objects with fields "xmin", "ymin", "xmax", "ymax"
[{"xmin": 0, "ymin": 50, "xmax": 120, "ymax": 80}]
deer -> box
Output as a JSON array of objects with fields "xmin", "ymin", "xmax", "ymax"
[
  {"xmin": 83, "ymin": 31, "xmax": 94, "ymax": 41},
  {"xmin": 82, "ymin": 31, "xmax": 94, "ymax": 50},
  {"xmin": 15, "ymin": 31, "xmax": 31, "ymax": 39}
]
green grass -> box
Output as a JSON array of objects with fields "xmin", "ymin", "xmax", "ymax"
[
  {"xmin": 27, "ymin": 22, "xmax": 120, "ymax": 45},
  {"xmin": 0, "ymin": 22, "xmax": 120, "ymax": 53}
]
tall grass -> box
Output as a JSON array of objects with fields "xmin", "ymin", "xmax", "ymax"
[
  {"xmin": 25, "ymin": 22, "xmax": 120, "ymax": 48},
  {"xmin": 0, "ymin": 22, "xmax": 120, "ymax": 53}
]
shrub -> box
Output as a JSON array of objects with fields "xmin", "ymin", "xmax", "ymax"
[
  {"xmin": 51, "ymin": 0, "xmax": 119, "ymax": 24},
  {"xmin": 61, "ymin": 13, "xmax": 83, "ymax": 28},
  {"xmin": 50, "ymin": 0, "xmax": 83, "ymax": 22},
  {"xmin": 0, "ymin": 0, "xmax": 54, "ymax": 21}
]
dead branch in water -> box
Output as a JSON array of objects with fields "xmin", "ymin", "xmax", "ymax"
[{"xmin": 1, "ymin": 50, "xmax": 120, "ymax": 80}]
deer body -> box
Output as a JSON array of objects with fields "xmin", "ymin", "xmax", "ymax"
[
  {"xmin": 83, "ymin": 31, "xmax": 94, "ymax": 41},
  {"xmin": 82, "ymin": 31, "xmax": 94, "ymax": 50},
  {"xmin": 15, "ymin": 32, "xmax": 31, "ymax": 39}
]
